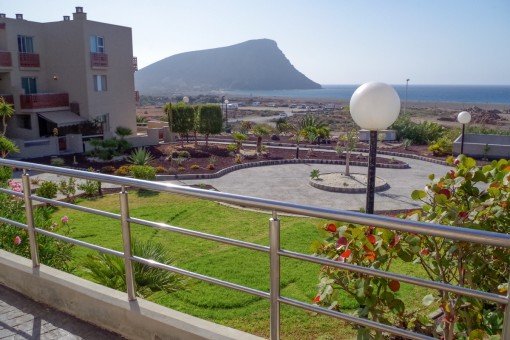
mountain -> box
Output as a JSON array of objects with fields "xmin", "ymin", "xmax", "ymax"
[{"xmin": 135, "ymin": 39, "xmax": 321, "ymax": 95}]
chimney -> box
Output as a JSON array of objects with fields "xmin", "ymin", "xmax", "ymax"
[
  {"xmin": 63, "ymin": 15, "xmax": 70, "ymax": 21},
  {"xmin": 16, "ymin": 14, "xmax": 23, "ymax": 20},
  {"xmin": 73, "ymin": 7, "xmax": 87, "ymax": 20},
  {"xmin": 0, "ymin": 14, "xmax": 6, "ymax": 18}
]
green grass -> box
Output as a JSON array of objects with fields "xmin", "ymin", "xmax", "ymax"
[{"xmin": 54, "ymin": 191, "xmax": 432, "ymax": 339}]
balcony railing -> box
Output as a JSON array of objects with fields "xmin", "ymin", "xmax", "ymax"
[
  {"xmin": 91, "ymin": 52, "xmax": 108, "ymax": 67},
  {"xmin": 133, "ymin": 56, "xmax": 138, "ymax": 71},
  {"xmin": 20, "ymin": 93, "xmax": 69, "ymax": 110},
  {"xmin": 134, "ymin": 90, "xmax": 140, "ymax": 103},
  {"xmin": 0, "ymin": 51, "xmax": 12, "ymax": 67},
  {"xmin": 0, "ymin": 158, "xmax": 509, "ymax": 340},
  {"xmin": 0, "ymin": 94, "xmax": 14, "ymax": 104},
  {"xmin": 19, "ymin": 53, "xmax": 40, "ymax": 68}
]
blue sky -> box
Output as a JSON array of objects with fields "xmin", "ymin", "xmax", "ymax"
[{"xmin": 3, "ymin": 0, "xmax": 509, "ymax": 85}]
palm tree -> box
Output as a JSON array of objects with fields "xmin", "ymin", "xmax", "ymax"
[
  {"xmin": 336, "ymin": 129, "xmax": 358, "ymax": 176},
  {"xmin": 0, "ymin": 97, "xmax": 15, "ymax": 136},
  {"xmin": 252, "ymin": 124, "xmax": 271, "ymax": 154},
  {"xmin": 232, "ymin": 132, "xmax": 247, "ymax": 153},
  {"xmin": 82, "ymin": 238, "xmax": 186, "ymax": 298}
]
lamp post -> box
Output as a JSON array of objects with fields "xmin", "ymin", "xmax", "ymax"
[
  {"xmin": 350, "ymin": 82, "xmax": 401, "ymax": 214},
  {"xmin": 224, "ymin": 99, "xmax": 229, "ymax": 132},
  {"xmin": 404, "ymin": 78, "xmax": 410, "ymax": 115},
  {"xmin": 457, "ymin": 111, "xmax": 471, "ymax": 155}
]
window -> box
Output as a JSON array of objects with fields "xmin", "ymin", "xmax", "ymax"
[
  {"xmin": 21, "ymin": 77, "xmax": 37, "ymax": 94},
  {"xmin": 17, "ymin": 115, "xmax": 32, "ymax": 130},
  {"xmin": 93, "ymin": 75, "xmax": 107, "ymax": 91},
  {"xmin": 90, "ymin": 35, "xmax": 104, "ymax": 53},
  {"xmin": 17, "ymin": 35, "xmax": 34, "ymax": 53}
]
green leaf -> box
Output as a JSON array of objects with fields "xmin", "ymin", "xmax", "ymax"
[
  {"xmin": 469, "ymin": 329, "xmax": 485, "ymax": 340},
  {"xmin": 434, "ymin": 194, "xmax": 448, "ymax": 205},
  {"xmin": 389, "ymin": 299, "xmax": 405, "ymax": 314},
  {"xmin": 310, "ymin": 240, "xmax": 323, "ymax": 253},
  {"xmin": 422, "ymin": 294, "xmax": 435, "ymax": 306},
  {"xmin": 411, "ymin": 190, "xmax": 427, "ymax": 200},
  {"xmin": 428, "ymin": 174, "xmax": 435, "ymax": 180},
  {"xmin": 487, "ymin": 187, "xmax": 500, "ymax": 197},
  {"xmin": 357, "ymin": 328, "xmax": 370, "ymax": 340}
]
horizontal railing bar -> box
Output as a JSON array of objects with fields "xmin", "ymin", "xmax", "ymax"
[
  {"xmin": 281, "ymin": 249, "xmax": 508, "ymax": 305},
  {"xmin": 279, "ymin": 297, "xmax": 434, "ymax": 340},
  {"xmin": 35, "ymin": 228, "xmax": 124, "ymax": 258},
  {"xmin": 0, "ymin": 187, "xmax": 24, "ymax": 198},
  {"xmin": 4, "ymin": 158, "xmax": 510, "ymax": 248},
  {"xmin": 32, "ymin": 196, "xmax": 121, "ymax": 220},
  {"xmin": 0, "ymin": 217, "xmax": 27, "ymax": 230},
  {"xmin": 132, "ymin": 256, "xmax": 270, "ymax": 300},
  {"xmin": 129, "ymin": 217, "xmax": 270, "ymax": 253}
]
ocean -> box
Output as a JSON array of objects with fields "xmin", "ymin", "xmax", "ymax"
[{"xmin": 226, "ymin": 84, "xmax": 510, "ymax": 105}]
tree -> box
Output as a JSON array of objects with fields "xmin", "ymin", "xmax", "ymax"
[
  {"xmin": 252, "ymin": 124, "xmax": 272, "ymax": 154},
  {"xmin": 172, "ymin": 102, "xmax": 196, "ymax": 147},
  {"xmin": 0, "ymin": 97, "xmax": 15, "ymax": 136},
  {"xmin": 197, "ymin": 104, "xmax": 223, "ymax": 147},
  {"xmin": 336, "ymin": 129, "xmax": 358, "ymax": 176},
  {"xmin": 0, "ymin": 135, "xmax": 19, "ymax": 158},
  {"xmin": 232, "ymin": 132, "xmax": 247, "ymax": 153}
]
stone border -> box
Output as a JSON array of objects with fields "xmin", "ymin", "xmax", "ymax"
[
  {"xmin": 309, "ymin": 173, "xmax": 390, "ymax": 193},
  {"xmin": 156, "ymin": 158, "xmax": 410, "ymax": 181}
]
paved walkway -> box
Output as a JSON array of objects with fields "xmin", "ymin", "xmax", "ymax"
[
  {"xmin": 165, "ymin": 155, "xmax": 452, "ymax": 212},
  {"xmin": 0, "ymin": 284, "xmax": 123, "ymax": 339}
]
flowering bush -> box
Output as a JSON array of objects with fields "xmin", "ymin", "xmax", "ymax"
[
  {"xmin": 312, "ymin": 156, "xmax": 509, "ymax": 339},
  {"xmin": 0, "ymin": 180, "xmax": 74, "ymax": 271}
]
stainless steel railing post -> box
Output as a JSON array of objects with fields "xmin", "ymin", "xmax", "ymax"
[
  {"xmin": 119, "ymin": 186, "xmax": 136, "ymax": 300},
  {"xmin": 503, "ymin": 272, "xmax": 510, "ymax": 340},
  {"xmin": 269, "ymin": 210, "xmax": 280, "ymax": 340},
  {"xmin": 21, "ymin": 170, "xmax": 40, "ymax": 267}
]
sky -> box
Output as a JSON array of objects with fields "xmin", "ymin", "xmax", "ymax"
[{"xmin": 2, "ymin": 0, "xmax": 509, "ymax": 85}]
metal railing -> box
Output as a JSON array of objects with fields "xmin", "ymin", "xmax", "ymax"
[{"xmin": 0, "ymin": 158, "xmax": 509, "ymax": 340}]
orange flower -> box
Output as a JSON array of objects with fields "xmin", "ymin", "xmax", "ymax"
[
  {"xmin": 365, "ymin": 251, "xmax": 376, "ymax": 261},
  {"xmin": 388, "ymin": 280, "xmax": 400, "ymax": 292},
  {"xmin": 437, "ymin": 181, "xmax": 444, "ymax": 188},
  {"xmin": 340, "ymin": 249, "xmax": 351, "ymax": 258},
  {"xmin": 367, "ymin": 235, "xmax": 376, "ymax": 245},
  {"xmin": 312, "ymin": 295, "xmax": 321, "ymax": 303}
]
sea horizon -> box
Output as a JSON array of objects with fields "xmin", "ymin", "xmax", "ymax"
[{"xmin": 225, "ymin": 84, "xmax": 510, "ymax": 105}]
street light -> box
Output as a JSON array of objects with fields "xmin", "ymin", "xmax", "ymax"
[
  {"xmin": 350, "ymin": 82, "xmax": 401, "ymax": 214},
  {"xmin": 457, "ymin": 111, "xmax": 471, "ymax": 155},
  {"xmin": 224, "ymin": 99, "xmax": 229, "ymax": 131},
  {"xmin": 404, "ymin": 78, "xmax": 410, "ymax": 115}
]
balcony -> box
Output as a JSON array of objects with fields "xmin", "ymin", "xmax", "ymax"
[
  {"xmin": 0, "ymin": 94, "xmax": 14, "ymax": 104},
  {"xmin": 0, "ymin": 51, "xmax": 12, "ymax": 67},
  {"xmin": 91, "ymin": 52, "xmax": 108, "ymax": 67},
  {"xmin": 0, "ymin": 158, "xmax": 509, "ymax": 340},
  {"xmin": 133, "ymin": 56, "xmax": 138, "ymax": 71},
  {"xmin": 20, "ymin": 93, "xmax": 69, "ymax": 110},
  {"xmin": 19, "ymin": 53, "xmax": 40, "ymax": 68},
  {"xmin": 134, "ymin": 90, "xmax": 140, "ymax": 102}
]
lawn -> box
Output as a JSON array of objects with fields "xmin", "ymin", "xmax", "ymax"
[{"xmin": 54, "ymin": 190, "xmax": 432, "ymax": 339}]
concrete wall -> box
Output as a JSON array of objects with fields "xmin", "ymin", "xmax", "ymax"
[
  {"xmin": 0, "ymin": 250, "xmax": 262, "ymax": 340},
  {"xmin": 358, "ymin": 129, "xmax": 397, "ymax": 142},
  {"xmin": 11, "ymin": 136, "xmax": 59, "ymax": 158},
  {"xmin": 453, "ymin": 133, "xmax": 510, "ymax": 159}
]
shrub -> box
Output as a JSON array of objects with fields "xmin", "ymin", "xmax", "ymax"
[
  {"xmin": 0, "ymin": 166, "xmax": 12, "ymax": 185},
  {"xmin": 310, "ymin": 169, "xmax": 320, "ymax": 180},
  {"xmin": 234, "ymin": 155, "xmax": 242, "ymax": 164},
  {"xmin": 58, "ymin": 177, "xmax": 76, "ymax": 202},
  {"xmin": 154, "ymin": 166, "xmax": 166, "ymax": 173},
  {"xmin": 312, "ymin": 156, "xmax": 510, "ymax": 339},
  {"xmin": 170, "ymin": 150, "xmax": 191, "ymax": 159},
  {"xmin": 50, "ymin": 157, "xmax": 65, "ymax": 166},
  {"xmin": 226, "ymin": 143, "xmax": 237, "ymax": 152},
  {"xmin": 171, "ymin": 157, "xmax": 186, "ymax": 168},
  {"xmin": 128, "ymin": 147, "xmax": 155, "ymax": 165},
  {"xmin": 177, "ymin": 166, "xmax": 186, "ymax": 171},
  {"xmin": 130, "ymin": 165, "xmax": 156, "ymax": 180},
  {"xmin": 190, "ymin": 164, "xmax": 200, "ymax": 169},
  {"xmin": 78, "ymin": 180, "xmax": 101, "ymax": 196},
  {"xmin": 390, "ymin": 115, "xmax": 444, "ymax": 145},
  {"xmin": 428, "ymin": 135, "xmax": 453, "ymax": 156},
  {"xmin": 207, "ymin": 164, "xmax": 215, "ymax": 170},
  {"xmin": 82, "ymin": 238, "xmax": 186, "ymax": 298},
  {"xmin": 115, "ymin": 165, "xmax": 132, "ymax": 176},
  {"xmin": 208, "ymin": 155, "xmax": 218, "ymax": 165},
  {"xmin": 100, "ymin": 165, "xmax": 116, "ymax": 173},
  {"xmin": 35, "ymin": 181, "xmax": 58, "ymax": 199}
]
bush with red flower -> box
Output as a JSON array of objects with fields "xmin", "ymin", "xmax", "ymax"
[{"xmin": 312, "ymin": 156, "xmax": 509, "ymax": 339}]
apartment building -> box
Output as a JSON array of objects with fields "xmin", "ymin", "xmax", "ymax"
[{"xmin": 0, "ymin": 7, "xmax": 138, "ymax": 157}]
